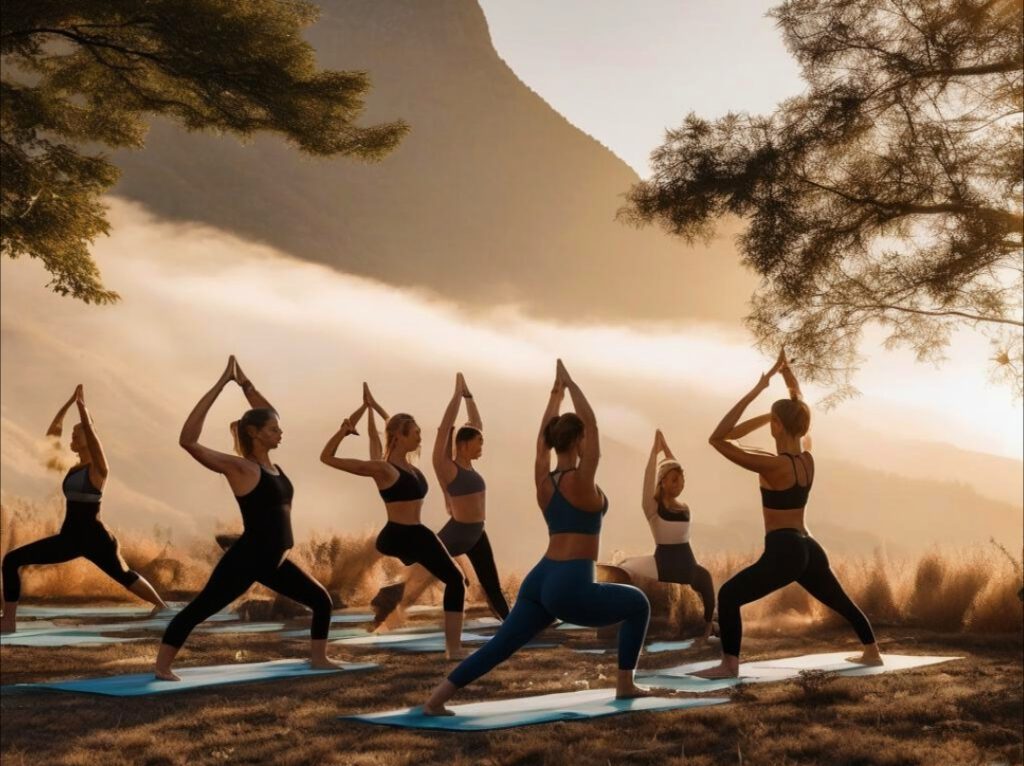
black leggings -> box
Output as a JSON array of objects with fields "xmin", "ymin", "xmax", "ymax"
[
  {"xmin": 2, "ymin": 523, "xmax": 140, "ymax": 602},
  {"xmin": 718, "ymin": 529, "xmax": 875, "ymax": 657},
  {"xmin": 162, "ymin": 535, "xmax": 331, "ymax": 648},
  {"xmin": 375, "ymin": 522, "xmax": 466, "ymax": 612},
  {"xmin": 654, "ymin": 543, "xmax": 715, "ymax": 623},
  {"xmin": 438, "ymin": 520, "xmax": 510, "ymax": 619}
]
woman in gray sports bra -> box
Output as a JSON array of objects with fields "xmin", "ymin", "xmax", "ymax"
[
  {"xmin": 368, "ymin": 374, "xmax": 510, "ymax": 625},
  {"xmin": 2, "ymin": 386, "xmax": 167, "ymax": 634}
]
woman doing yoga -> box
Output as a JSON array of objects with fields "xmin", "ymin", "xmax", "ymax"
[
  {"xmin": 694, "ymin": 350, "xmax": 881, "ymax": 679},
  {"xmin": 618, "ymin": 429, "xmax": 715, "ymax": 639},
  {"xmin": 371, "ymin": 373, "xmax": 510, "ymax": 625},
  {"xmin": 423, "ymin": 360, "xmax": 666, "ymax": 716},
  {"xmin": 2, "ymin": 386, "xmax": 167, "ymax": 633},
  {"xmin": 154, "ymin": 357, "xmax": 337, "ymax": 680},
  {"xmin": 321, "ymin": 384, "xmax": 469, "ymax": 660}
]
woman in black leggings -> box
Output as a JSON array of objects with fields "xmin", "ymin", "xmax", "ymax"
[
  {"xmin": 321, "ymin": 384, "xmax": 468, "ymax": 660},
  {"xmin": 154, "ymin": 357, "xmax": 337, "ymax": 681},
  {"xmin": 2, "ymin": 386, "xmax": 167, "ymax": 633},
  {"xmin": 695, "ymin": 350, "xmax": 881, "ymax": 679},
  {"xmin": 371, "ymin": 373, "xmax": 510, "ymax": 626}
]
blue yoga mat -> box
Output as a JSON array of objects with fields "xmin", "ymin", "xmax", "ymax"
[
  {"xmin": 343, "ymin": 688, "xmax": 730, "ymax": 731},
  {"xmin": 11, "ymin": 659, "xmax": 377, "ymax": 697},
  {"xmin": 1, "ymin": 631, "xmax": 148, "ymax": 648},
  {"xmin": 196, "ymin": 622, "xmax": 286, "ymax": 634},
  {"xmin": 555, "ymin": 623, "xmax": 589, "ymax": 631},
  {"xmin": 17, "ymin": 605, "xmax": 236, "ymax": 622}
]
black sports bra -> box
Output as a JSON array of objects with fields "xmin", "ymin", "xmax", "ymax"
[
  {"xmin": 760, "ymin": 453, "xmax": 813, "ymax": 510},
  {"xmin": 379, "ymin": 462, "xmax": 428, "ymax": 503}
]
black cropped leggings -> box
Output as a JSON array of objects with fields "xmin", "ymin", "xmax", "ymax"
[
  {"xmin": 438, "ymin": 520, "xmax": 510, "ymax": 619},
  {"xmin": 2, "ymin": 522, "xmax": 139, "ymax": 602},
  {"xmin": 718, "ymin": 529, "xmax": 875, "ymax": 657},
  {"xmin": 162, "ymin": 535, "xmax": 331, "ymax": 648},
  {"xmin": 375, "ymin": 522, "xmax": 466, "ymax": 612}
]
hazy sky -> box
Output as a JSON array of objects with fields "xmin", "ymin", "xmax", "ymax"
[{"xmin": 478, "ymin": 0, "xmax": 805, "ymax": 174}]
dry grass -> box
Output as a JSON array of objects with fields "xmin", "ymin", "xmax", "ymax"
[
  {"xmin": 0, "ymin": 627, "xmax": 1020, "ymax": 766},
  {"xmin": 3, "ymin": 497, "xmax": 1022, "ymax": 638}
]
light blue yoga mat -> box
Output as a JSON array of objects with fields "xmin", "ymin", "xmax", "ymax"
[
  {"xmin": 196, "ymin": 622, "xmax": 286, "ymax": 634},
  {"xmin": 278, "ymin": 627, "xmax": 369, "ymax": 640},
  {"xmin": 12, "ymin": 658, "xmax": 377, "ymax": 697},
  {"xmin": 331, "ymin": 613, "xmax": 374, "ymax": 624},
  {"xmin": 555, "ymin": 623, "xmax": 589, "ymax": 631},
  {"xmin": 17, "ymin": 605, "xmax": 236, "ymax": 622},
  {"xmin": 1, "ymin": 631, "xmax": 148, "ymax": 648},
  {"xmin": 343, "ymin": 688, "xmax": 730, "ymax": 731},
  {"xmin": 333, "ymin": 631, "xmax": 490, "ymax": 648},
  {"xmin": 746, "ymin": 652, "xmax": 960, "ymax": 676},
  {"xmin": 646, "ymin": 639, "xmax": 696, "ymax": 653}
]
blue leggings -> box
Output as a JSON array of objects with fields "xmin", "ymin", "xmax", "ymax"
[{"xmin": 448, "ymin": 558, "xmax": 650, "ymax": 688}]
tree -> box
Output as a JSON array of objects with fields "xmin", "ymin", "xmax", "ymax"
[
  {"xmin": 622, "ymin": 0, "xmax": 1023, "ymax": 399},
  {"xmin": 1, "ymin": 0, "xmax": 408, "ymax": 303}
]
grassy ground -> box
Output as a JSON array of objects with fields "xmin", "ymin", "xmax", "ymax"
[{"xmin": 1, "ymin": 613, "xmax": 1021, "ymax": 766}]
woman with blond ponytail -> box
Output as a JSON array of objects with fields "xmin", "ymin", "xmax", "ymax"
[
  {"xmin": 617, "ymin": 429, "xmax": 716, "ymax": 639},
  {"xmin": 320, "ymin": 384, "xmax": 468, "ymax": 660},
  {"xmin": 154, "ymin": 357, "xmax": 338, "ymax": 681}
]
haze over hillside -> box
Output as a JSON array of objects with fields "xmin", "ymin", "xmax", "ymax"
[
  {"xmin": 110, "ymin": 0, "xmax": 757, "ymax": 324},
  {"xmin": 2, "ymin": 203, "xmax": 1020, "ymax": 570}
]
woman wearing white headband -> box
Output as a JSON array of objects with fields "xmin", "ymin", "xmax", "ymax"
[{"xmin": 618, "ymin": 430, "xmax": 715, "ymax": 640}]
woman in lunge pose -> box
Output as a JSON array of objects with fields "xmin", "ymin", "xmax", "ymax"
[
  {"xmin": 694, "ymin": 350, "xmax": 881, "ymax": 679},
  {"xmin": 370, "ymin": 373, "xmax": 510, "ymax": 625},
  {"xmin": 423, "ymin": 360, "xmax": 665, "ymax": 716},
  {"xmin": 321, "ymin": 384, "xmax": 468, "ymax": 659},
  {"xmin": 154, "ymin": 357, "xmax": 337, "ymax": 680},
  {"xmin": 617, "ymin": 430, "xmax": 715, "ymax": 639},
  {"xmin": 2, "ymin": 386, "xmax": 167, "ymax": 633}
]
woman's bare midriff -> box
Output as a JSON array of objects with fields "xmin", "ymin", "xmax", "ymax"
[
  {"xmin": 545, "ymin": 533, "xmax": 600, "ymax": 561},
  {"xmin": 385, "ymin": 500, "xmax": 424, "ymax": 525},
  {"xmin": 762, "ymin": 507, "xmax": 808, "ymax": 534},
  {"xmin": 448, "ymin": 492, "xmax": 486, "ymax": 523}
]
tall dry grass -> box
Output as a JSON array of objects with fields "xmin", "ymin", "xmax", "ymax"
[{"xmin": 3, "ymin": 495, "xmax": 1021, "ymax": 635}]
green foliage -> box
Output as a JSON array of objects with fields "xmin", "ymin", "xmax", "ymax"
[
  {"xmin": 623, "ymin": 0, "xmax": 1023, "ymax": 399},
  {"xmin": 1, "ymin": 0, "xmax": 408, "ymax": 303}
]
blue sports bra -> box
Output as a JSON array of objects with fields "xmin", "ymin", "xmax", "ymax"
[
  {"xmin": 543, "ymin": 470, "xmax": 607, "ymax": 535},
  {"xmin": 760, "ymin": 453, "xmax": 813, "ymax": 510},
  {"xmin": 379, "ymin": 463, "xmax": 428, "ymax": 503},
  {"xmin": 447, "ymin": 463, "xmax": 486, "ymax": 497}
]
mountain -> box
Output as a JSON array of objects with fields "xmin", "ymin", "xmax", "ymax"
[{"xmin": 109, "ymin": 0, "xmax": 758, "ymax": 324}]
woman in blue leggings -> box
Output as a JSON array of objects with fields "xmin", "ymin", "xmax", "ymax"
[{"xmin": 423, "ymin": 360, "xmax": 663, "ymax": 716}]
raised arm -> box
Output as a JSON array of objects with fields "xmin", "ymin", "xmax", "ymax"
[
  {"xmin": 363, "ymin": 383, "xmax": 388, "ymax": 460},
  {"xmin": 778, "ymin": 348, "xmax": 802, "ymax": 401},
  {"xmin": 232, "ymin": 357, "xmax": 275, "ymax": 412},
  {"xmin": 73, "ymin": 385, "xmax": 109, "ymax": 488},
  {"xmin": 534, "ymin": 369, "xmax": 565, "ymax": 487},
  {"xmin": 320, "ymin": 403, "xmax": 390, "ymax": 479},
  {"xmin": 461, "ymin": 373, "xmax": 482, "ymax": 430},
  {"xmin": 179, "ymin": 358, "xmax": 250, "ymax": 478},
  {"xmin": 559, "ymin": 359, "xmax": 600, "ymax": 486},
  {"xmin": 725, "ymin": 414, "xmax": 772, "ymax": 440},
  {"xmin": 641, "ymin": 430, "xmax": 662, "ymax": 519},
  {"xmin": 708, "ymin": 353, "xmax": 786, "ymax": 474},
  {"xmin": 45, "ymin": 390, "xmax": 78, "ymax": 438},
  {"xmin": 433, "ymin": 375, "xmax": 463, "ymax": 480}
]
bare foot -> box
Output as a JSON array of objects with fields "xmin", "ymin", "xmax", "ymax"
[
  {"xmin": 616, "ymin": 684, "xmax": 676, "ymax": 700},
  {"xmin": 310, "ymin": 657, "xmax": 345, "ymax": 670},
  {"xmin": 692, "ymin": 661, "xmax": 739, "ymax": 679},
  {"xmin": 154, "ymin": 666, "xmax": 181, "ymax": 682},
  {"xmin": 847, "ymin": 645, "xmax": 883, "ymax": 666},
  {"xmin": 422, "ymin": 703, "xmax": 455, "ymax": 717}
]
